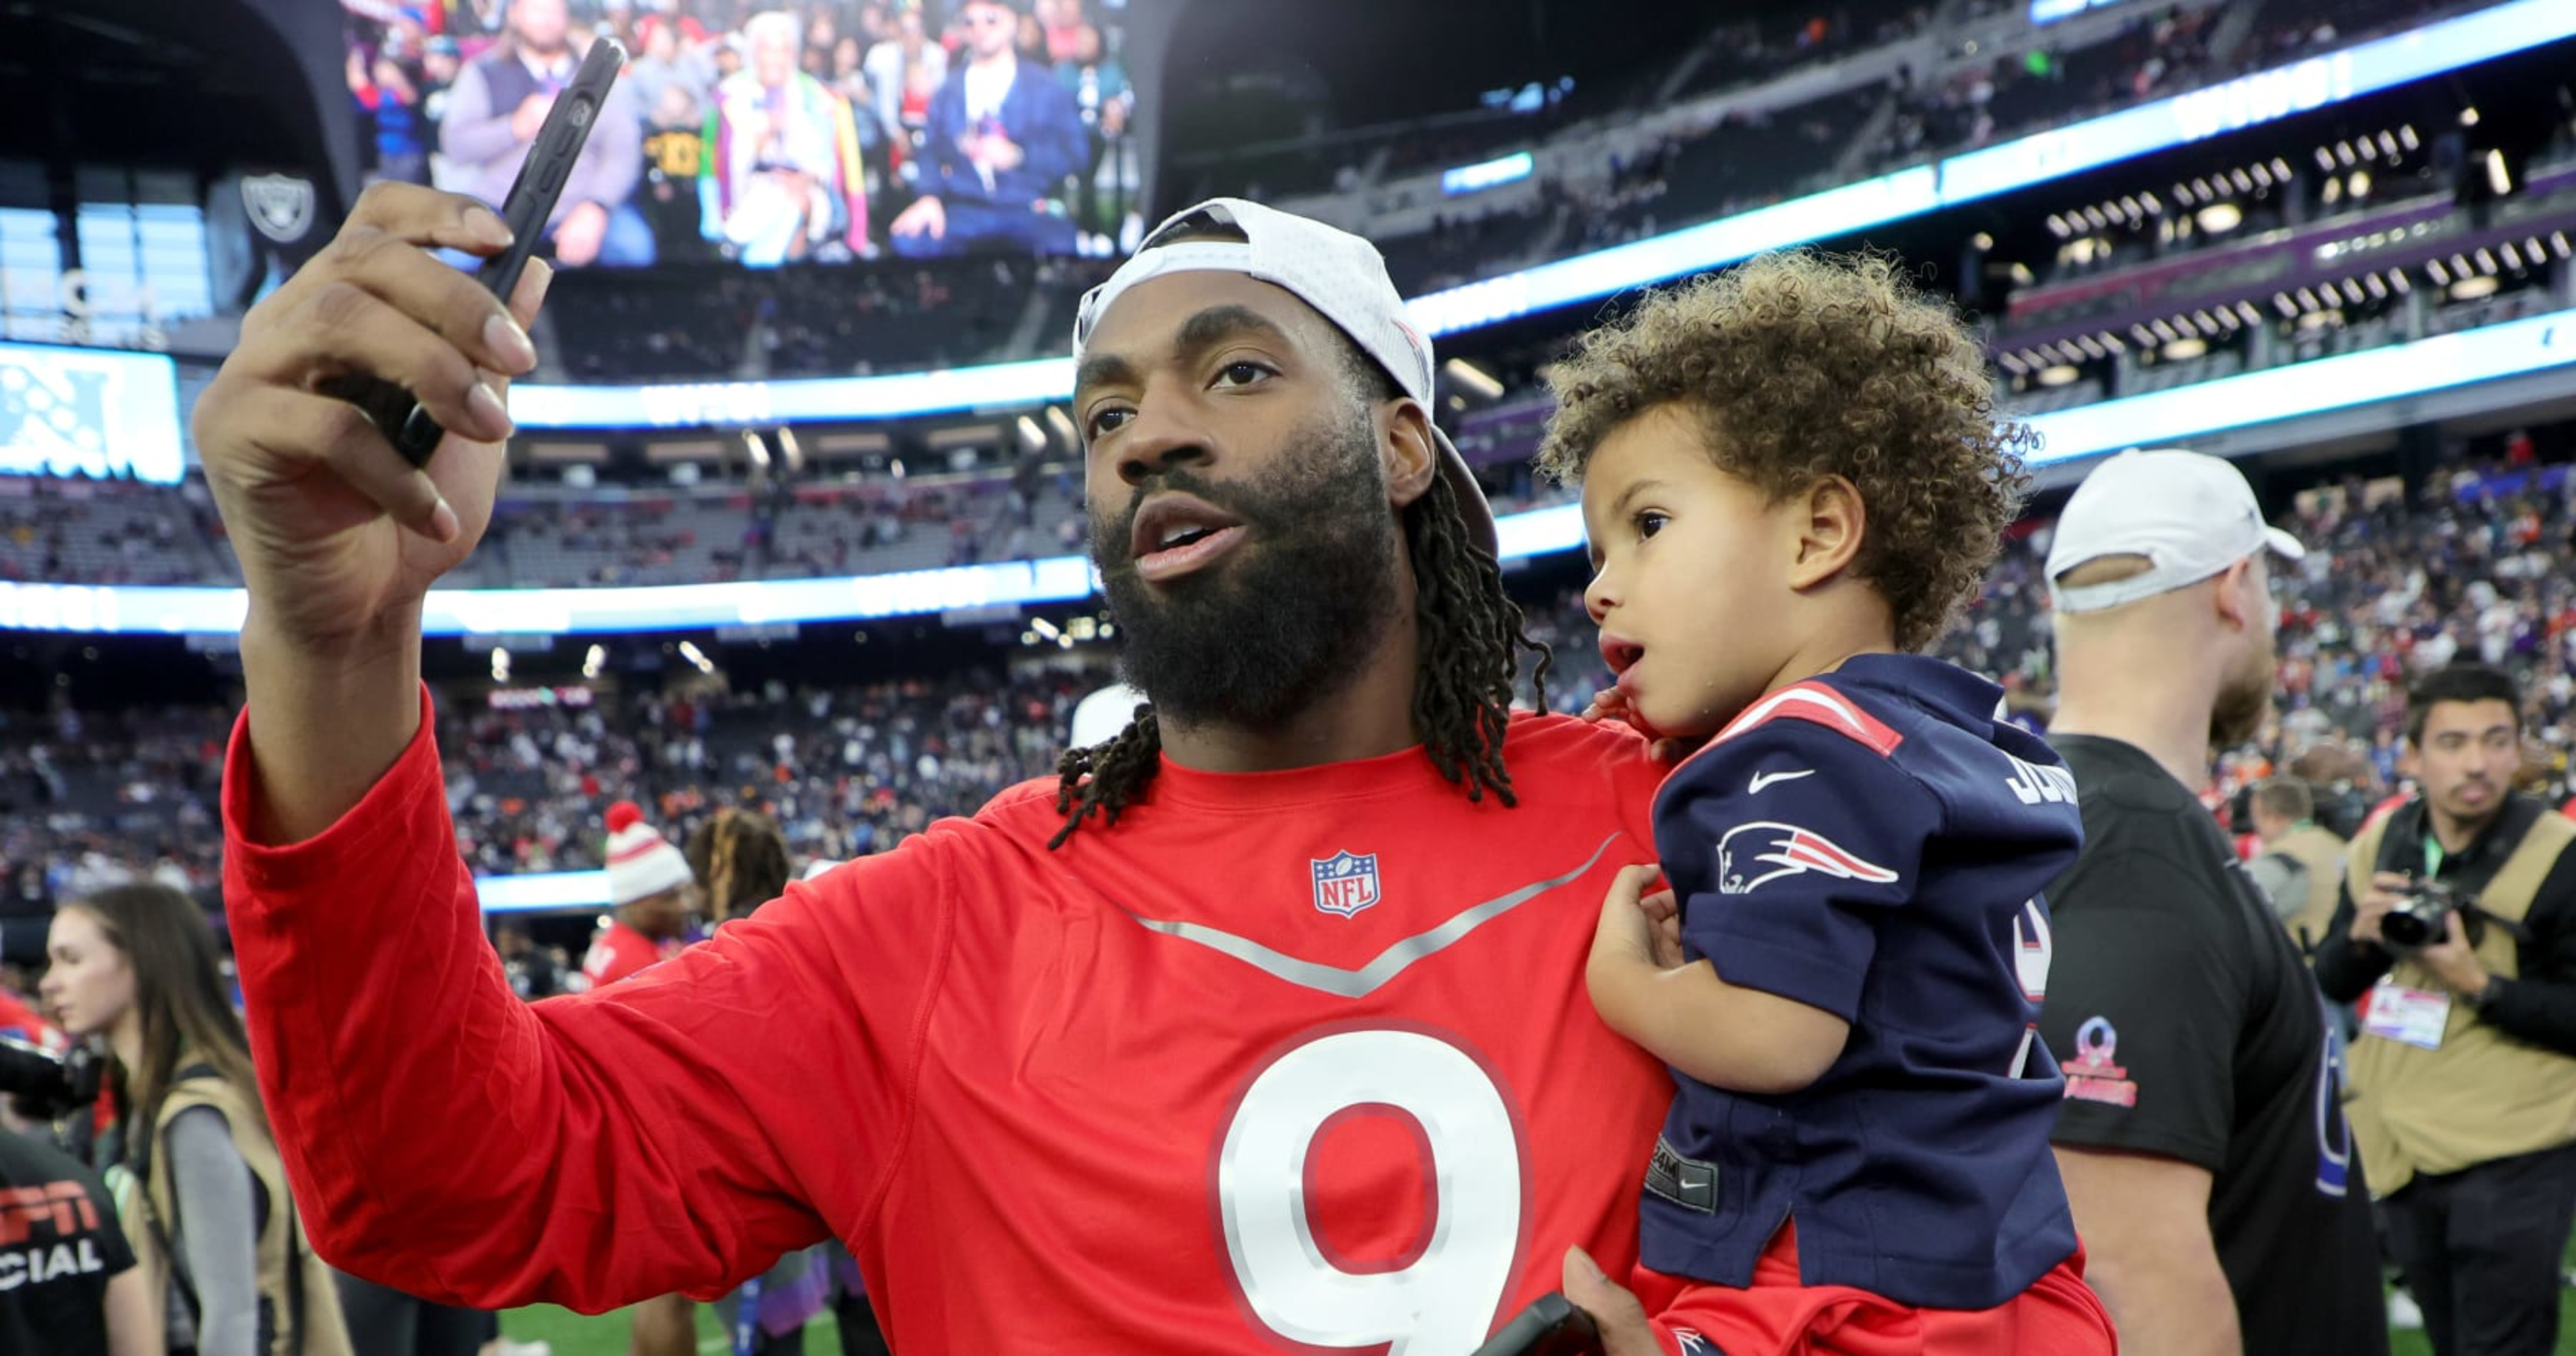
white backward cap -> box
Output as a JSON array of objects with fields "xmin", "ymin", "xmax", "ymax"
[
  {"xmin": 2045, "ymin": 447, "xmax": 2306, "ymax": 614},
  {"xmin": 1072, "ymin": 198, "xmax": 1496, "ymax": 556}
]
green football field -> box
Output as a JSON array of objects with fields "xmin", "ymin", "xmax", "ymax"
[
  {"xmin": 485, "ymin": 1287, "xmax": 2562, "ymax": 1356},
  {"xmin": 494, "ymin": 1302, "xmax": 848, "ymax": 1355}
]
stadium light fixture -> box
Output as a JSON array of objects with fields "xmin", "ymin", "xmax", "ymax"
[
  {"xmin": 2487, "ymin": 149, "xmax": 2512, "ymax": 195},
  {"xmin": 2197, "ymin": 202, "xmax": 2245, "ymax": 233},
  {"xmin": 2163, "ymin": 337, "xmax": 2208, "ymax": 360},
  {"xmin": 2449, "ymin": 275, "xmax": 2500, "ymax": 300},
  {"xmin": 2038, "ymin": 364, "xmax": 2080, "ymax": 387},
  {"xmin": 2460, "ymin": 106, "xmax": 2480, "ymax": 127},
  {"xmin": 582, "ymin": 643, "xmax": 605, "ymax": 679},
  {"xmin": 2350, "ymin": 169, "xmax": 2371, "ymax": 198},
  {"xmin": 2427, "ymin": 258, "xmax": 2451, "ymax": 284},
  {"xmin": 1045, "ymin": 405, "xmax": 1077, "ymax": 445},
  {"xmin": 1442, "ymin": 357, "xmax": 1508, "ymax": 401},
  {"xmin": 1016, "ymin": 415, "xmax": 1047, "ymax": 454}
]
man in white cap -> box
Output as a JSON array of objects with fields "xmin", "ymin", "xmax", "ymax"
[
  {"xmin": 188, "ymin": 184, "xmax": 1697, "ymax": 1353},
  {"xmin": 2032, "ymin": 448, "xmax": 2389, "ymax": 1356}
]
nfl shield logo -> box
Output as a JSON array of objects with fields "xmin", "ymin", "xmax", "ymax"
[{"xmin": 1310, "ymin": 851, "xmax": 1382, "ymax": 919}]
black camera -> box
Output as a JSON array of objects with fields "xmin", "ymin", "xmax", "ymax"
[
  {"xmin": 0, "ymin": 1035, "xmax": 103, "ymax": 1122},
  {"xmin": 2381, "ymin": 879, "xmax": 2478, "ymax": 955}
]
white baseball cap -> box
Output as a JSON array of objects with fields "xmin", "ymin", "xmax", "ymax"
[
  {"xmin": 2045, "ymin": 448, "xmax": 2306, "ymax": 614},
  {"xmin": 1073, "ymin": 198, "xmax": 1496, "ymax": 555}
]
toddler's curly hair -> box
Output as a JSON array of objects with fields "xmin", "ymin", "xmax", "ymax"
[{"xmin": 1537, "ymin": 251, "xmax": 2034, "ymax": 652}]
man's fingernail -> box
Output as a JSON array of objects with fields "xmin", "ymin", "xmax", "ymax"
[
  {"xmin": 430, "ymin": 498, "xmax": 462, "ymax": 544},
  {"xmin": 468, "ymin": 382, "xmax": 512, "ymax": 438},
  {"xmin": 485, "ymin": 311, "xmax": 537, "ymax": 372},
  {"xmin": 470, "ymin": 205, "xmax": 513, "ymax": 247}
]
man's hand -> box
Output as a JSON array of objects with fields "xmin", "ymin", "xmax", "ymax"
[
  {"xmin": 890, "ymin": 195, "xmax": 946, "ymax": 239},
  {"xmin": 511, "ymin": 92, "xmax": 557, "ymax": 142},
  {"xmin": 552, "ymin": 201, "xmax": 609, "ymax": 267},
  {"xmin": 2417, "ymin": 910, "xmax": 2490, "ymax": 997},
  {"xmin": 193, "ymin": 181, "xmax": 544, "ymax": 652},
  {"xmin": 2349, "ymin": 871, "xmax": 2411, "ymax": 947},
  {"xmin": 1562, "ymin": 1248, "xmax": 1664, "ymax": 1356}
]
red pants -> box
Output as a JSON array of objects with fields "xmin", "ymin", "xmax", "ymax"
[{"xmin": 1645, "ymin": 1222, "xmax": 2118, "ymax": 1356}]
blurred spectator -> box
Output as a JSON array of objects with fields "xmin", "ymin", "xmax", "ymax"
[
  {"xmin": 888, "ymin": 0, "xmax": 1088, "ymax": 256},
  {"xmin": 439, "ymin": 0, "xmax": 655, "ymax": 267},
  {"xmin": 701, "ymin": 9, "xmax": 874, "ymax": 266},
  {"xmin": 865, "ymin": 1, "xmax": 948, "ymax": 175}
]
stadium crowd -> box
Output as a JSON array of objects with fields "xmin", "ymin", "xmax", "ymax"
[
  {"xmin": 344, "ymin": 0, "xmax": 1138, "ymax": 268},
  {"xmin": 8, "ymin": 440, "xmax": 2576, "ymax": 915}
]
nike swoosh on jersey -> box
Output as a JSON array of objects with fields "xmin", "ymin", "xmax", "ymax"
[
  {"xmin": 1114, "ymin": 832, "xmax": 1625, "ymax": 998},
  {"xmin": 1748, "ymin": 768, "xmax": 1815, "ymax": 793}
]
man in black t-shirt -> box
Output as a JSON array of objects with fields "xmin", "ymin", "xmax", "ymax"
[
  {"xmin": 2036, "ymin": 450, "xmax": 2388, "ymax": 1356},
  {"xmin": 0, "ymin": 1127, "xmax": 152, "ymax": 1354}
]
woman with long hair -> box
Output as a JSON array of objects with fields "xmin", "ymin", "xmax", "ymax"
[{"xmin": 40, "ymin": 883, "xmax": 353, "ymax": 1356}]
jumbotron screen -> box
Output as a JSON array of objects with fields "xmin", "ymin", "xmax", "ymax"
[{"xmin": 340, "ymin": 0, "xmax": 1142, "ymax": 267}]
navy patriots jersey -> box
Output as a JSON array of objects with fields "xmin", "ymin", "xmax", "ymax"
[{"xmin": 1641, "ymin": 653, "xmax": 2083, "ymax": 1311}]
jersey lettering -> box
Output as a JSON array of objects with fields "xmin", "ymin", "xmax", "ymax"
[
  {"xmin": 1219, "ymin": 1029, "xmax": 1523, "ymax": 1355},
  {"xmin": 2004, "ymin": 754, "xmax": 2078, "ymax": 806}
]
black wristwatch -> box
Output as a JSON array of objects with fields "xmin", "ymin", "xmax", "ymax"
[{"xmin": 2466, "ymin": 974, "xmax": 2507, "ymax": 1012}]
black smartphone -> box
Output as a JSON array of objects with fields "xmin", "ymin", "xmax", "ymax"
[
  {"xmin": 329, "ymin": 35, "xmax": 626, "ymax": 467},
  {"xmin": 1471, "ymin": 1293, "xmax": 1605, "ymax": 1356}
]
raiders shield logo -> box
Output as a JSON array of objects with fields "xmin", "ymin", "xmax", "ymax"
[{"xmin": 242, "ymin": 174, "xmax": 315, "ymax": 245}]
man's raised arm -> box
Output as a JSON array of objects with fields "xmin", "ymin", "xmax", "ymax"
[{"xmin": 195, "ymin": 183, "xmax": 940, "ymax": 1308}]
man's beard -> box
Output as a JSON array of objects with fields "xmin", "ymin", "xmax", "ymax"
[
  {"xmin": 2209, "ymin": 642, "xmax": 2276, "ymax": 750},
  {"xmin": 1091, "ymin": 403, "xmax": 1401, "ymax": 731}
]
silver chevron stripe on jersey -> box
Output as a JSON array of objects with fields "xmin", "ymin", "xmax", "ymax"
[{"xmin": 1116, "ymin": 833, "xmax": 1626, "ymax": 997}]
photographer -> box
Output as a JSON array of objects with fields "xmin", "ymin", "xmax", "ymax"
[{"xmin": 2315, "ymin": 663, "xmax": 2576, "ymax": 1356}]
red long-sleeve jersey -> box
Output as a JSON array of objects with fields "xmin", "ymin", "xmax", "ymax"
[{"xmin": 222, "ymin": 689, "xmax": 1681, "ymax": 1353}]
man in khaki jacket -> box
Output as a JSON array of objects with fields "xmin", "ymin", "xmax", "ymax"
[
  {"xmin": 2249, "ymin": 776, "xmax": 2349, "ymax": 953},
  {"xmin": 2314, "ymin": 662, "xmax": 2576, "ymax": 1356}
]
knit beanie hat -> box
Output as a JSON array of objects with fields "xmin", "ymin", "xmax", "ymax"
[{"xmin": 605, "ymin": 801, "xmax": 695, "ymax": 906}]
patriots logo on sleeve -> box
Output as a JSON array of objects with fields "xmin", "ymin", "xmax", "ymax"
[{"xmin": 1716, "ymin": 821, "xmax": 1900, "ymax": 895}]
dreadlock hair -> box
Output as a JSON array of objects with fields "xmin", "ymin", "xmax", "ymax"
[
  {"xmin": 1050, "ymin": 340, "xmax": 1550, "ymax": 848},
  {"xmin": 684, "ymin": 806, "xmax": 795, "ymax": 923}
]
